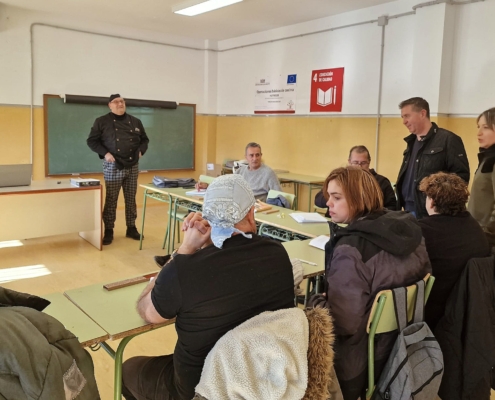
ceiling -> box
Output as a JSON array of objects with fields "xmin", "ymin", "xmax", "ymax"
[{"xmin": 1, "ymin": 0, "xmax": 396, "ymax": 41}]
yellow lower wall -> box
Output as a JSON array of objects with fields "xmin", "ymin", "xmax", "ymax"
[
  {"xmin": 1, "ymin": 104, "xmax": 481, "ymax": 211},
  {"xmin": 0, "ymin": 105, "xmax": 216, "ymax": 208}
]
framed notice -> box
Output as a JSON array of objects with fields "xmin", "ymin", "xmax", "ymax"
[
  {"xmin": 310, "ymin": 68, "xmax": 344, "ymax": 112},
  {"xmin": 254, "ymin": 74, "xmax": 297, "ymax": 114}
]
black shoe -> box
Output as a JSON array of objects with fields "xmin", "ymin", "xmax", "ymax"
[
  {"xmin": 102, "ymin": 229, "xmax": 113, "ymax": 245},
  {"xmin": 126, "ymin": 227, "xmax": 142, "ymax": 240},
  {"xmin": 296, "ymin": 294, "xmax": 306, "ymax": 305},
  {"xmin": 154, "ymin": 255, "xmax": 171, "ymax": 268}
]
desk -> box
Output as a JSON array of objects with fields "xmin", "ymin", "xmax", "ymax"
[
  {"xmin": 256, "ymin": 209, "xmax": 330, "ymax": 240},
  {"xmin": 140, "ymin": 184, "xmax": 331, "ymax": 251},
  {"xmin": 42, "ymin": 292, "xmax": 109, "ymax": 347},
  {"xmin": 282, "ymin": 239, "xmax": 326, "ymax": 305},
  {"xmin": 140, "ymin": 185, "xmax": 203, "ymax": 253},
  {"xmin": 65, "ymin": 277, "xmax": 175, "ymax": 400},
  {"xmin": 0, "ymin": 180, "xmax": 102, "ymax": 250},
  {"xmin": 277, "ymin": 173, "xmax": 325, "ymax": 211}
]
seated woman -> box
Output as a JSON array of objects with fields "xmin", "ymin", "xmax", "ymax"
[
  {"xmin": 309, "ymin": 166, "xmax": 430, "ymax": 400},
  {"xmin": 418, "ymin": 172, "xmax": 490, "ymax": 330}
]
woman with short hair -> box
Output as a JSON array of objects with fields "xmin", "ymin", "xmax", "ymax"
[
  {"xmin": 419, "ymin": 172, "xmax": 490, "ymax": 330},
  {"xmin": 309, "ymin": 166, "xmax": 431, "ymax": 400},
  {"xmin": 468, "ymin": 107, "xmax": 495, "ymax": 249}
]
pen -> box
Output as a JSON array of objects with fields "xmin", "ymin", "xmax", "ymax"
[{"xmin": 298, "ymin": 259, "xmax": 317, "ymax": 266}]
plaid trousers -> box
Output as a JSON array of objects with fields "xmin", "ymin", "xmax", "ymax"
[{"xmin": 102, "ymin": 161, "xmax": 139, "ymax": 229}]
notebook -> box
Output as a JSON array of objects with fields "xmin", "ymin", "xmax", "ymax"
[
  {"xmin": 0, "ymin": 164, "xmax": 32, "ymax": 188},
  {"xmin": 309, "ymin": 235, "xmax": 330, "ymax": 250},
  {"xmin": 289, "ymin": 212, "xmax": 327, "ymax": 223}
]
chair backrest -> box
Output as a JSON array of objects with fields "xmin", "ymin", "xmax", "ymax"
[
  {"xmin": 199, "ymin": 175, "xmax": 216, "ymax": 185},
  {"xmin": 365, "ymin": 274, "xmax": 435, "ymax": 399},
  {"xmin": 267, "ymin": 189, "xmax": 296, "ymax": 209},
  {"xmin": 314, "ymin": 206, "xmax": 328, "ymax": 216},
  {"xmin": 366, "ymin": 274, "xmax": 434, "ymax": 335}
]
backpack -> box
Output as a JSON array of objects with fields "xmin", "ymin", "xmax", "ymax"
[
  {"xmin": 371, "ymin": 280, "xmax": 444, "ymax": 400},
  {"xmin": 153, "ymin": 176, "xmax": 196, "ymax": 188}
]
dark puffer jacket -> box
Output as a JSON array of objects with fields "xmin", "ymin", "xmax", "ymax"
[
  {"xmin": 396, "ymin": 122, "xmax": 470, "ymax": 219},
  {"xmin": 310, "ymin": 210, "xmax": 431, "ymax": 397}
]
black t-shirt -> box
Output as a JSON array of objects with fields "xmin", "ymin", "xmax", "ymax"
[
  {"xmin": 151, "ymin": 234, "xmax": 295, "ymax": 400},
  {"xmin": 418, "ymin": 212, "xmax": 490, "ymax": 329}
]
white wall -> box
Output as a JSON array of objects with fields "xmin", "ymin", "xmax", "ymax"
[
  {"xmin": 0, "ymin": 4, "xmax": 210, "ymax": 111},
  {"xmin": 2, "ymin": 0, "xmax": 495, "ymax": 115},
  {"xmin": 216, "ymin": 0, "xmax": 421, "ymax": 116},
  {"xmin": 216, "ymin": 0, "xmax": 495, "ymax": 116},
  {"xmin": 449, "ymin": 0, "xmax": 495, "ymax": 115}
]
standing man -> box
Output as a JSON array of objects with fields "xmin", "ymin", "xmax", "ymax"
[
  {"xmin": 123, "ymin": 174, "xmax": 294, "ymax": 400},
  {"xmin": 396, "ymin": 97, "xmax": 469, "ymax": 219},
  {"xmin": 315, "ymin": 145, "xmax": 397, "ymax": 217},
  {"xmin": 87, "ymin": 94, "xmax": 149, "ymax": 245},
  {"xmin": 196, "ymin": 142, "xmax": 282, "ymax": 201}
]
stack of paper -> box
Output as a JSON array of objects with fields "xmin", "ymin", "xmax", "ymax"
[
  {"xmin": 289, "ymin": 212, "xmax": 327, "ymax": 223},
  {"xmin": 185, "ymin": 190, "xmax": 206, "ymax": 196},
  {"xmin": 309, "ymin": 235, "xmax": 330, "ymax": 250}
]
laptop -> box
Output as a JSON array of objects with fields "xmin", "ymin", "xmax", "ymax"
[{"xmin": 0, "ymin": 164, "xmax": 32, "ymax": 188}]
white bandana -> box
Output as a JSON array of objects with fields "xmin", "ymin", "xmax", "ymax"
[{"xmin": 202, "ymin": 174, "xmax": 256, "ymax": 248}]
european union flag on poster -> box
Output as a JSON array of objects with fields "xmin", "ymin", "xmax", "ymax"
[{"xmin": 287, "ymin": 74, "xmax": 297, "ymax": 84}]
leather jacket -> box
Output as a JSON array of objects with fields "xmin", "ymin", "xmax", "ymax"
[{"xmin": 396, "ymin": 122, "xmax": 470, "ymax": 219}]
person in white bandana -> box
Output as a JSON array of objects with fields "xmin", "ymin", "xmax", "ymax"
[{"xmin": 123, "ymin": 174, "xmax": 295, "ymax": 400}]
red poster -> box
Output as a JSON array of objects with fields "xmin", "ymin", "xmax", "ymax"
[{"xmin": 310, "ymin": 67, "xmax": 344, "ymax": 112}]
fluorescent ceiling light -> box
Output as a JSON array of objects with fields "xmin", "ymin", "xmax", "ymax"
[{"xmin": 172, "ymin": 0, "xmax": 243, "ymax": 16}]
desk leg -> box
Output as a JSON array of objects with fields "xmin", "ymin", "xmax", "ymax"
[
  {"xmin": 303, "ymin": 278, "xmax": 311, "ymax": 307},
  {"xmin": 101, "ymin": 335, "xmax": 140, "ymax": 400},
  {"xmin": 294, "ymin": 183, "xmax": 299, "ymax": 210},
  {"xmin": 170, "ymin": 198, "xmax": 179, "ymax": 253},
  {"xmin": 139, "ymin": 191, "xmax": 148, "ymax": 250},
  {"xmin": 162, "ymin": 194, "xmax": 173, "ymax": 252}
]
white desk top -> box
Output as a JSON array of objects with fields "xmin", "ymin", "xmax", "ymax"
[{"xmin": 0, "ymin": 179, "xmax": 100, "ymax": 195}]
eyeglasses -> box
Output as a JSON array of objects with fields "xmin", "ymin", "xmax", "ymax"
[
  {"xmin": 350, "ymin": 161, "xmax": 370, "ymax": 166},
  {"xmin": 110, "ymin": 99, "xmax": 125, "ymax": 105}
]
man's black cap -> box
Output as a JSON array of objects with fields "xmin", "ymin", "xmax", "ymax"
[{"xmin": 109, "ymin": 94, "xmax": 121, "ymax": 103}]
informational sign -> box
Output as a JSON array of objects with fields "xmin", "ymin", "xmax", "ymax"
[
  {"xmin": 310, "ymin": 68, "xmax": 344, "ymax": 112},
  {"xmin": 254, "ymin": 74, "xmax": 297, "ymax": 114}
]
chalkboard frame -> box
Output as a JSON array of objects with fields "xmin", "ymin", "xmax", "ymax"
[{"xmin": 43, "ymin": 94, "xmax": 196, "ymax": 176}]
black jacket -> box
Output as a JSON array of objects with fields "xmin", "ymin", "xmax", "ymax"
[
  {"xmin": 396, "ymin": 122, "xmax": 470, "ymax": 219},
  {"xmin": 434, "ymin": 256, "xmax": 495, "ymax": 400},
  {"xmin": 87, "ymin": 112, "xmax": 149, "ymax": 169},
  {"xmin": 314, "ymin": 169, "xmax": 397, "ymax": 216}
]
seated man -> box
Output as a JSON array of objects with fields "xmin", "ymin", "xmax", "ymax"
[
  {"xmin": 196, "ymin": 142, "xmax": 281, "ymax": 201},
  {"xmin": 315, "ymin": 145, "xmax": 396, "ymax": 216},
  {"xmin": 122, "ymin": 174, "xmax": 295, "ymax": 400}
]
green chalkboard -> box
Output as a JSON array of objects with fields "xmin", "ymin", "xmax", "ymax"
[{"xmin": 44, "ymin": 95, "xmax": 195, "ymax": 175}]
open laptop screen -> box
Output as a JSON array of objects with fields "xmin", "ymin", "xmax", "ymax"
[{"xmin": 0, "ymin": 164, "xmax": 32, "ymax": 188}]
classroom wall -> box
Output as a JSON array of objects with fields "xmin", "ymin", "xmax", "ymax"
[
  {"xmin": 213, "ymin": 0, "xmax": 495, "ymax": 198},
  {"xmin": 2, "ymin": 0, "xmax": 494, "ymax": 211},
  {"xmin": 0, "ymin": 4, "xmax": 216, "ymax": 207}
]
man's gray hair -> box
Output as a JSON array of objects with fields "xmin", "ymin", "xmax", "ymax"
[{"xmin": 245, "ymin": 142, "xmax": 262, "ymax": 154}]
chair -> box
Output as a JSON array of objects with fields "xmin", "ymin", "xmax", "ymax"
[
  {"xmin": 198, "ymin": 174, "xmax": 215, "ymax": 185},
  {"xmin": 314, "ymin": 206, "xmax": 328, "ymax": 216},
  {"xmin": 267, "ymin": 189, "xmax": 296, "ymax": 210},
  {"xmin": 365, "ymin": 274, "xmax": 435, "ymax": 399}
]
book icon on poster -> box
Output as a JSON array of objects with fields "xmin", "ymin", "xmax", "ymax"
[{"xmin": 317, "ymin": 87, "xmax": 337, "ymax": 107}]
